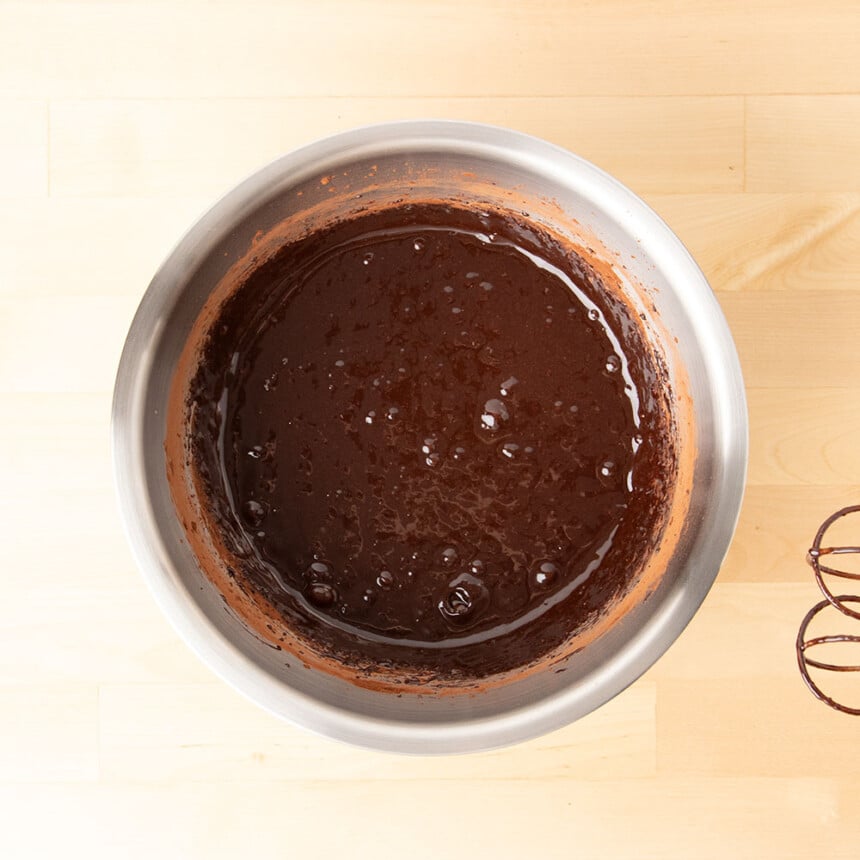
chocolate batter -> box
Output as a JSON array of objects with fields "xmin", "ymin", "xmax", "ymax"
[{"xmin": 181, "ymin": 203, "xmax": 675, "ymax": 682}]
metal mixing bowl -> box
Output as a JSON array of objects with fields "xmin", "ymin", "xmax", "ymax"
[{"xmin": 112, "ymin": 120, "xmax": 747, "ymax": 753}]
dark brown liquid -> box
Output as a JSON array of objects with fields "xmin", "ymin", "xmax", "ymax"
[{"xmin": 186, "ymin": 203, "xmax": 674, "ymax": 680}]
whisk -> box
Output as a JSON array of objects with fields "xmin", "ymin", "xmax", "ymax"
[{"xmin": 796, "ymin": 505, "xmax": 860, "ymax": 714}]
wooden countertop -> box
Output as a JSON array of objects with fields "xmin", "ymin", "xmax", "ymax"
[{"xmin": 2, "ymin": 2, "xmax": 859, "ymax": 856}]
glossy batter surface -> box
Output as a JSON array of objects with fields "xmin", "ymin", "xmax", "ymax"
[{"xmin": 184, "ymin": 203, "xmax": 674, "ymax": 679}]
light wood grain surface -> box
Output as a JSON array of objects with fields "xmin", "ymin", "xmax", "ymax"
[{"xmin": 2, "ymin": 2, "xmax": 859, "ymax": 857}]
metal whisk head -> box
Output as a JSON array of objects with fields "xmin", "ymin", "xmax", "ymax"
[{"xmin": 797, "ymin": 505, "xmax": 860, "ymax": 714}]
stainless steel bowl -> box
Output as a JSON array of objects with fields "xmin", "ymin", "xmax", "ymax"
[{"xmin": 112, "ymin": 120, "xmax": 747, "ymax": 753}]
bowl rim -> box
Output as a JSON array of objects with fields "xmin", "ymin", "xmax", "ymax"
[{"xmin": 112, "ymin": 119, "xmax": 748, "ymax": 754}]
